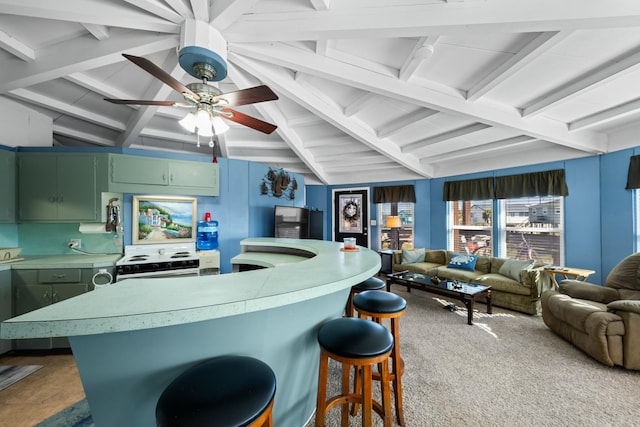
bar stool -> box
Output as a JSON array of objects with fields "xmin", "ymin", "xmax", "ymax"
[
  {"xmin": 344, "ymin": 276, "xmax": 385, "ymax": 317},
  {"xmin": 156, "ymin": 355, "xmax": 276, "ymax": 427},
  {"xmin": 316, "ymin": 317, "xmax": 393, "ymax": 427},
  {"xmin": 353, "ymin": 290, "xmax": 407, "ymax": 426}
]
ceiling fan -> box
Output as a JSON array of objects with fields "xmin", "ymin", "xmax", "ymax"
[{"xmin": 104, "ymin": 48, "xmax": 279, "ymax": 135}]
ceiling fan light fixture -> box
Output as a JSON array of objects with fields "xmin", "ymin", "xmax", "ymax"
[
  {"xmin": 179, "ymin": 112, "xmax": 197, "ymax": 132},
  {"xmin": 194, "ymin": 108, "xmax": 211, "ymax": 129},
  {"xmin": 212, "ymin": 116, "xmax": 230, "ymax": 135},
  {"xmin": 197, "ymin": 123, "xmax": 214, "ymax": 137}
]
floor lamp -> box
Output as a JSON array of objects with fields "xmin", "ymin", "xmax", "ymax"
[{"xmin": 386, "ymin": 216, "xmax": 402, "ymax": 250}]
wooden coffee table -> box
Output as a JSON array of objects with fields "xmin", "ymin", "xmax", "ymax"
[{"xmin": 387, "ymin": 271, "xmax": 492, "ymax": 325}]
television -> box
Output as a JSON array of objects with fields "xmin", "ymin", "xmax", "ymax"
[{"xmin": 274, "ymin": 206, "xmax": 310, "ymax": 239}]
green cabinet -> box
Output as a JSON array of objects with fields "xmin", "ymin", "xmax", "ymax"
[
  {"xmin": 0, "ymin": 269, "xmax": 12, "ymax": 354},
  {"xmin": 0, "ymin": 150, "xmax": 16, "ymax": 222},
  {"xmin": 12, "ymin": 268, "xmax": 93, "ymax": 349},
  {"xmin": 18, "ymin": 153, "xmax": 102, "ymax": 222},
  {"xmin": 108, "ymin": 154, "xmax": 219, "ymax": 196}
]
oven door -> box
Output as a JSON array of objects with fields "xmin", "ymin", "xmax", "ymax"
[{"xmin": 115, "ymin": 268, "xmax": 200, "ymax": 282}]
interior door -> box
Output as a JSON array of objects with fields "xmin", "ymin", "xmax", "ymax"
[{"xmin": 333, "ymin": 188, "xmax": 369, "ymax": 248}]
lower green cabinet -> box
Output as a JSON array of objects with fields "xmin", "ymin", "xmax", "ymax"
[
  {"xmin": 12, "ymin": 268, "xmax": 92, "ymax": 349},
  {"xmin": 0, "ymin": 269, "xmax": 12, "ymax": 354}
]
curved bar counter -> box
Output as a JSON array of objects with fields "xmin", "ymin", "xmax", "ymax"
[{"xmin": 0, "ymin": 238, "xmax": 380, "ymax": 427}]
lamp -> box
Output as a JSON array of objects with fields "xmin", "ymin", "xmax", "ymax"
[
  {"xmin": 179, "ymin": 105, "xmax": 230, "ymax": 142},
  {"xmin": 386, "ymin": 216, "xmax": 402, "ymax": 250}
]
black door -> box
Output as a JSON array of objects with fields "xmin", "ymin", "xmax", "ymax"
[{"xmin": 334, "ymin": 189, "xmax": 369, "ymax": 248}]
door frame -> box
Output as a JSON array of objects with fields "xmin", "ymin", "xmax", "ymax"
[{"xmin": 331, "ymin": 187, "xmax": 370, "ymax": 248}]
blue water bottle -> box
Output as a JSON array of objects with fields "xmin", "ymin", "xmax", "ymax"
[{"xmin": 197, "ymin": 212, "xmax": 219, "ymax": 250}]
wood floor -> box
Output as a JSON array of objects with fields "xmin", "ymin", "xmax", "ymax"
[{"xmin": 0, "ymin": 350, "xmax": 84, "ymax": 427}]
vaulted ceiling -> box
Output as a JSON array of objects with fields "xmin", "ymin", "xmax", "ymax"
[{"xmin": 1, "ymin": 1, "xmax": 640, "ymax": 185}]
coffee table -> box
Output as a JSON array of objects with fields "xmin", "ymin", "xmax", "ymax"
[{"xmin": 387, "ymin": 271, "xmax": 492, "ymax": 325}]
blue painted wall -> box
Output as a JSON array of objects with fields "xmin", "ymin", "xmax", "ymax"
[{"xmin": 310, "ymin": 149, "xmax": 639, "ymax": 285}]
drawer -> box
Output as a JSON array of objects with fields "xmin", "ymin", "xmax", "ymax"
[{"xmin": 38, "ymin": 269, "xmax": 82, "ymax": 284}]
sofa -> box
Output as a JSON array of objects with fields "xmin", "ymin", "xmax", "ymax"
[
  {"xmin": 541, "ymin": 253, "xmax": 640, "ymax": 369},
  {"xmin": 391, "ymin": 249, "xmax": 552, "ymax": 315}
]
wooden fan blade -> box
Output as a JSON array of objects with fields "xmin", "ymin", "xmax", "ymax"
[
  {"xmin": 122, "ymin": 54, "xmax": 200, "ymax": 101},
  {"xmin": 104, "ymin": 99, "xmax": 180, "ymax": 106},
  {"xmin": 214, "ymin": 85, "xmax": 278, "ymax": 107},
  {"xmin": 221, "ymin": 109, "xmax": 277, "ymax": 134}
]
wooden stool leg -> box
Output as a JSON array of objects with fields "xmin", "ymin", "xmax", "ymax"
[
  {"xmin": 362, "ymin": 364, "xmax": 373, "ymax": 427},
  {"xmin": 315, "ymin": 351, "xmax": 329, "ymax": 427},
  {"xmin": 379, "ymin": 358, "xmax": 392, "ymax": 427},
  {"xmin": 341, "ymin": 363, "xmax": 350, "ymax": 427},
  {"xmin": 391, "ymin": 317, "xmax": 405, "ymax": 426}
]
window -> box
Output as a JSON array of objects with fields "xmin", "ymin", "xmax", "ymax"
[
  {"xmin": 448, "ymin": 199, "xmax": 493, "ymax": 256},
  {"xmin": 500, "ymin": 196, "xmax": 563, "ymax": 265},
  {"xmin": 447, "ymin": 197, "xmax": 563, "ymax": 263},
  {"xmin": 379, "ymin": 202, "xmax": 414, "ymax": 250}
]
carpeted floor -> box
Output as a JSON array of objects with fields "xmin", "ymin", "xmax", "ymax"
[{"xmin": 41, "ymin": 288, "xmax": 640, "ymax": 426}]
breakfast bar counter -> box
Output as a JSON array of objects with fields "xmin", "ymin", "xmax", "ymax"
[{"xmin": 1, "ymin": 238, "xmax": 379, "ymax": 427}]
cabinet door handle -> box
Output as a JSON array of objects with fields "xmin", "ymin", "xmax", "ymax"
[
  {"xmin": 58, "ymin": 194, "xmax": 64, "ymax": 203},
  {"xmin": 43, "ymin": 291, "xmax": 49, "ymax": 300},
  {"xmin": 52, "ymin": 291, "xmax": 59, "ymax": 303},
  {"xmin": 169, "ymin": 173, "xmax": 173, "ymax": 183}
]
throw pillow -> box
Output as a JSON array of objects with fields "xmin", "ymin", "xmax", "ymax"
[
  {"xmin": 401, "ymin": 248, "xmax": 425, "ymax": 264},
  {"xmin": 447, "ymin": 253, "xmax": 478, "ymax": 272},
  {"xmin": 499, "ymin": 258, "xmax": 535, "ymax": 281}
]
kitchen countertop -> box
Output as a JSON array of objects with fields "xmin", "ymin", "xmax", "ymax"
[
  {"xmin": 9, "ymin": 254, "xmax": 122, "ymax": 269},
  {"xmin": 1, "ymin": 238, "xmax": 379, "ymax": 339}
]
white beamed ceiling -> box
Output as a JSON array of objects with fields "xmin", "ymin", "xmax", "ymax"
[{"xmin": 1, "ymin": 0, "xmax": 640, "ymax": 184}]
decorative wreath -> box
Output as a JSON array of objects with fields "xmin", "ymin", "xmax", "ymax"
[{"xmin": 342, "ymin": 200, "xmax": 360, "ymax": 224}]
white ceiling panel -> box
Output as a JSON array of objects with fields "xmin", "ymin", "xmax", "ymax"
[{"xmin": 0, "ymin": 0, "xmax": 639, "ymax": 184}]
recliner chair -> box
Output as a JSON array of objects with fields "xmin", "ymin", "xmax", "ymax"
[{"xmin": 541, "ymin": 252, "xmax": 640, "ymax": 369}]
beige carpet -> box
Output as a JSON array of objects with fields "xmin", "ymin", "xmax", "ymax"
[{"xmin": 310, "ymin": 288, "xmax": 640, "ymax": 426}]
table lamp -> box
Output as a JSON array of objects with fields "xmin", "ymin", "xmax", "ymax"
[{"xmin": 386, "ymin": 216, "xmax": 402, "ymax": 250}]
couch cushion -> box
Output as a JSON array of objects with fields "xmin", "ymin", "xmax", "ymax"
[
  {"xmin": 474, "ymin": 273, "xmax": 531, "ymax": 296},
  {"xmin": 544, "ymin": 293, "xmax": 615, "ymax": 333},
  {"xmin": 397, "ymin": 262, "xmax": 441, "ymax": 276},
  {"xmin": 499, "ymin": 258, "xmax": 535, "ymax": 281},
  {"xmin": 605, "ymin": 252, "xmax": 640, "ymax": 291},
  {"xmin": 402, "ymin": 248, "xmax": 425, "ymax": 264},
  {"xmin": 425, "ymin": 249, "xmax": 446, "ymax": 265},
  {"xmin": 447, "ymin": 253, "xmax": 477, "ymax": 272},
  {"xmin": 435, "ymin": 267, "xmax": 483, "ymax": 282}
]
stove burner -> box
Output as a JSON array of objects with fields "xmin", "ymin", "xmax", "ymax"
[
  {"xmin": 171, "ymin": 253, "xmax": 190, "ymax": 259},
  {"xmin": 129, "ymin": 255, "xmax": 149, "ymax": 261}
]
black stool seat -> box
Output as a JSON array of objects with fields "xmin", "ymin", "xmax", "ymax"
[
  {"xmin": 156, "ymin": 355, "xmax": 276, "ymax": 427},
  {"xmin": 318, "ymin": 317, "xmax": 393, "ymax": 359},
  {"xmin": 353, "ymin": 277, "xmax": 385, "ymax": 291},
  {"xmin": 354, "ymin": 290, "xmax": 407, "ymax": 314}
]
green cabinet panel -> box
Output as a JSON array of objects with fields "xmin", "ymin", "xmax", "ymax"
[
  {"xmin": 108, "ymin": 154, "xmax": 218, "ymax": 196},
  {"xmin": 0, "ymin": 269, "xmax": 12, "ymax": 354},
  {"xmin": 0, "ymin": 150, "xmax": 16, "ymax": 222},
  {"xmin": 18, "ymin": 153, "xmax": 100, "ymax": 222},
  {"xmin": 12, "ymin": 268, "xmax": 93, "ymax": 350},
  {"xmin": 169, "ymin": 160, "xmax": 218, "ymax": 189},
  {"xmin": 111, "ymin": 155, "xmax": 168, "ymax": 186}
]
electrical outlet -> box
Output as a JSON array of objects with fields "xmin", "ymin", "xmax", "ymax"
[{"xmin": 69, "ymin": 239, "xmax": 81, "ymax": 249}]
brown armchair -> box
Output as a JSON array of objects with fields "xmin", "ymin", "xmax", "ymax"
[{"xmin": 541, "ymin": 252, "xmax": 640, "ymax": 369}]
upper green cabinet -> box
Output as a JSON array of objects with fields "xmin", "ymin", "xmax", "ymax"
[
  {"xmin": 108, "ymin": 154, "xmax": 219, "ymax": 196},
  {"xmin": 18, "ymin": 153, "xmax": 102, "ymax": 222},
  {"xmin": 0, "ymin": 150, "xmax": 16, "ymax": 222}
]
